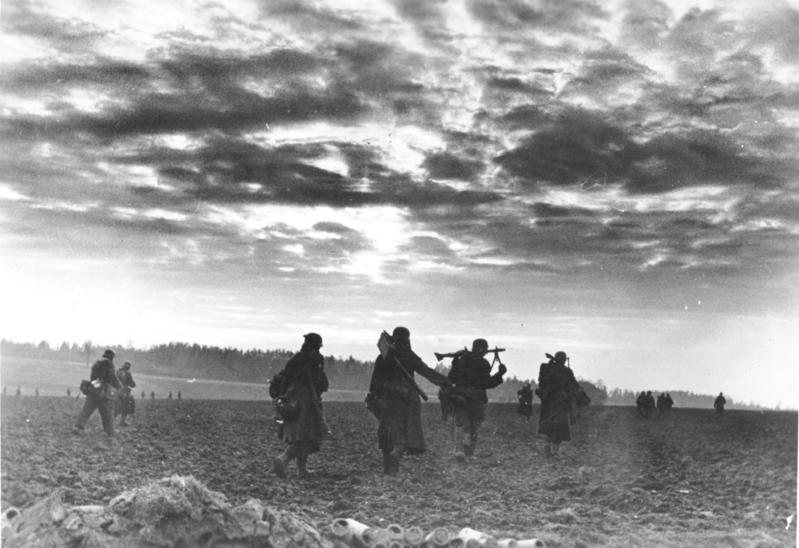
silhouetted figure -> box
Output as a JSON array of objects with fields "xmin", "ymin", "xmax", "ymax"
[
  {"xmin": 537, "ymin": 351, "xmax": 582, "ymax": 457},
  {"xmin": 368, "ymin": 327, "xmax": 449, "ymax": 474},
  {"xmin": 177, "ymin": 391, "xmax": 182, "ymax": 401},
  {"xmin": 66, "ymin": 388, "xmax": 71, "ymax": 397},
  {"xmin": 445, "ymin": 338, "xmax": 506, "ymax": 461},
  {"xmin": 73, "ymin": 349, "xmax": 121, "ymax": 437},
  {"xmin": 517, "ymin": 382, "xmax": 534, "ymax": 421},
  {"xmin": 714, "ymin": 392, "xmax": 726, "ymax": 419},
  {"xmin": 16, "ymin": 386, "xmax": 21, "ymax": 397},
  {"xmin": 115, "ymin": 361, "xmax": 136, "ymax": 426},
  {"xmin": 141, "ymin": 390, "xmax": 146, "ymax": 399},
  {"xmin": 663, "ymin": 393, "xmax": 674, "ymax": 411},
  {"xmin": 636, "ymin": 391, "xmax": 647, "ymax": 417},
  {"xmin": 150, "ymin": 391, "xmax": 155, "ymax": 400},
  {"xmin": 271, "ymin": 333, "xmax": 329, "ymax": 479},
  {"xmin": 168, "ymin": 391, "xmax": 172, "ymax": 400}
]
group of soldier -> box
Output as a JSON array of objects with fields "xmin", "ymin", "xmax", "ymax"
[
  {"xmin": 268, "ymin": 327, "xmax": 586, "ymax": 478},
  {"xmin": 635, "ymin": 390, "xmax": 675, "ymax": 418}
]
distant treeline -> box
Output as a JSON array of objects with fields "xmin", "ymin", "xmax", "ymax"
[{"xmin": 0, "ymin": 339, "xmax": 767, "ymax": 409}]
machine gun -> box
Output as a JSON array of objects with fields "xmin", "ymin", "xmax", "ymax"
[{"xmin": 435, "ymin": 346, "xmax": 506, "ymax": 368}]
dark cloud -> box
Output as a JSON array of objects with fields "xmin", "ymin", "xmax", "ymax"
[
  {"xmin": 423, "ymin": 152, "xmax": 484, "ymax": 181},
  {"xmin": 495, "ymin": 107, "xmax": 788, "ymax": 192},
  {"xmin": 467, "ymin": 0, "xmax": 607, "ymax": 34},
  {"xmin": 1, "ymin": 4, "xmax": 106, "ymax": 52}
]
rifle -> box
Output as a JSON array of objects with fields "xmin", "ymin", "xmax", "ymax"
[
  {"xmin": 487, "ymin": 347, "xmax": 506, "ymax": 367},
  {"xmin": 377, "ymin": 331, "xmax": 429, "ymax": 401}
]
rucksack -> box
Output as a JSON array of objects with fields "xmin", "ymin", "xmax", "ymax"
[{"xmin": 268, "ymin": 370, "xmax": 285, "ymax": 399}]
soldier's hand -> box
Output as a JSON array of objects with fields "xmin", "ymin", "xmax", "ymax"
[{"xmin": 498, "ymin": 363, "xmax": 507, "ymax": 376}]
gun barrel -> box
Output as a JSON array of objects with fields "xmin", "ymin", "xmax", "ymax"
[{"xmin": 488, "ymin": 347, "xmax": 506, "ymax": 353}]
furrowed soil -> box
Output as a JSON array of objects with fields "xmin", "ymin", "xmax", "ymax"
[{"xmin": 1, "ymin": 396, "xmax": 796, "ymax": 547}]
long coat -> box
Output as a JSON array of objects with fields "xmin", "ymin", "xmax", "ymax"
[
  {"xmin": 279, "ymin": 348, "xmax": 328, "ymax": 453},
  {"xmin": 537, "ymin": 361, "xmax": 580, "ymax": 443},
  {"xmin": 369, "ymin": 346, "xmax": 447, "ymax": 455}
]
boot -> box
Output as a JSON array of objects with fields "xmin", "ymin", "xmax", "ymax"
[
  {"xmin": 297, "ymin": 454, "xmax": 309, "ymax": 478},
  {"xmin": 273, "ymin": 446, "xmax": 297, "ymax": 479}
]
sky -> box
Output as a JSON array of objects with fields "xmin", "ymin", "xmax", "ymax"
[{"xmin": 1, "ymin": 0, "xmax": 797, "ymax": 409}]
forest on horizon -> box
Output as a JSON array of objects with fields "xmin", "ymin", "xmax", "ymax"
[{"xmin": 1, "ymin": 339, "xmax": 773, "ymax": 410}]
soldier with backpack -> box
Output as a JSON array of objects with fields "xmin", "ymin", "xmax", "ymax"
[
  {"xmin": 270, "ymin": 333, "xmax": 329, "ymax": 478},
  {"xmin": 73, "ymin": 349, "xmax": 122, "ymax": 437},
  {"xmin": 115, "ymin": 361, "xmax": 136, "ymax": 426}
]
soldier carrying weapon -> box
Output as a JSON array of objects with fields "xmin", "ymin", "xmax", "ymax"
[
  {"xmin": 438, "ymin": 339, "xmax": 507, "ymax": 461},
  {"xmin": 367, "ymin": 327, "xmax": 450, "ymax": 475}
]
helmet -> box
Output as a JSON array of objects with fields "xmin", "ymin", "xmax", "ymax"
[
  {"xmin": 554, "ymin": 351, "xmax": 567, "ymax": 364},
  {"xmin": 303, "ymin": 332, "xmax": 323, "ymax": 349},
  {"xmin": 472, "ymin": 338, "xmax": 488, "ymax": 353},
  {"xmin": 102, "ymin": 349, "xmax": 115, "ymax": 359},
  {"xmin": 392, "ymin": 326, "xmax": 410, "ymax": 342}
]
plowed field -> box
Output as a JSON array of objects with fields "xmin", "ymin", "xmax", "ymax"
[{"xmin": 1, "ymin": 396, "xmax": 796, "ymax": 547}]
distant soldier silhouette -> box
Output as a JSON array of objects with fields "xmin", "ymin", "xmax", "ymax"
[
  {"xmin": 663, "ymin": 393, "xmax": 674, "ymax": 411},
  {"xmin": 517, "ymin": 383, "xmax": 534, "ymax": 421},
  {"xmin": 368, "ymin": 327, "xmax": 450, "ymax": 474},
  {"xmin": 115, "ymin": 361, "xmax": 136, "ymax": 426},
  {"xmin": 168, "ymin": 391, "xmax": 172, "ymax": 400},
  {"xmin": 150, "ymin": 391, "xmax": 155, "ymax": 400},
  {"xmin": 537, "ymin": 351, "xmax": 582, "ymax": 457},
  {"xmin": 141, "ymin": 390, "xmax": 146, "ymax": 399},
  {"xmin": 271, "ymin": 333, "xmax": 329, "ymax": 479},
  {"xmin": 35, "ymin": 387, "xmax": 39, "ymax": 397},
  {"xmin": 177, "ymin": 391, "xmax": 182, "ymax": 401},
  {"xmin": 73, "ymin": 349, "xmax": 121, "ymax": 437},
  {"xmin": 714, "ymin": 392, "xmax": 726, "ymax": 419},
  {"xmin": 16, "ymin": 386, "xmax": 21, "ymax": 397},
  {"xmin": 66, "ymin": 388, "xmax": 71, "ymax": 397},
  {"xmin": 444, "ymin": 339, "xmax": 506, "ymax": 461}
]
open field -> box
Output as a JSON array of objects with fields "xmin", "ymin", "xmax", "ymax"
[
  {"xmin": 1, "ymin": 395, "xmax": 796, "ymax": 547},
  {"xmin": 0, "ymin": 355, "xmax": 366, "ymax": 401}
]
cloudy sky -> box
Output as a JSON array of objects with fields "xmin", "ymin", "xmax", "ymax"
[{"xmin": 1, "ymin": 0, "xmax": 797, "ymax": 408}]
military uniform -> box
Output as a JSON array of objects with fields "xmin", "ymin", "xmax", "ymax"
[
  {"xmin": 74, "ymin": 350, "xmax": 122, "ymax": 437},
  {"xmin": 447, "ymin": 343, "xmax": 505, "ymax": 459},
  {"xmin": 368, "ymin": 327, "xmax": 448, "ymax": 474},
  {"xmin": 272, "ymin": 333, "xmax": 329, "ymax": 478},
  {"xmin": 537, "ymin": 351, "xmax": 580, "ymax": 456},
  {"xmin": 517, "ymin": 384, "xmax": 534, "ymax": 420},
  {"xmin": 115, "ymin": 363, "xmax": 136, "ymax": 426}
]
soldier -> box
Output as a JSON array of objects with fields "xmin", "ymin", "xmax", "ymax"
[
  {"xmin": 141, "ymin": 390, "xmax": 146, "ymax": 399},
  {"xmin": 150, "ymin": 391, "xmax": 155, "ymax": 400},
  {"xmin": 446, "ymin": 339, "xmax": 506, "ymax": 461},
  {"xmin": 177, "ymin": 391, "xmax": 182, "ymax": 401},
  {"xmin": 66, "ymin": 388, "xmax": 71, "ymax": 397},
  {"xmin": 714, "ymin": 392, "xmax": 726, "ymax": 419},
  {"xmin": 115, "ymin": 361, "xmax": 137, "ymax": 426},
  {"xmin": 517, "ymin": 382, "xmax": 534, "ymax": 421},
  {"xmin": 537, "ymin": 351, "xmax": 581, "ymax": 457},
  {"xmin": 73, "ymin": 349, "xmax": 121, "ymax": 437},
  {"xmin": 368, "ymin": 327, "xmax": 450, "ymax": 475},
  {"xmin": 272, "ymin": 333, "xmax": 329, "ymax": 478},
  {"xmin": 168, "ymin": 391, "xmax": 172, "ymax": 400}
]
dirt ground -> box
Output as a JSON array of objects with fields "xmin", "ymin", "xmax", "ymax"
[{"xmin": 1, "ymin": 396, "xmax": 796, "ymax": 547}]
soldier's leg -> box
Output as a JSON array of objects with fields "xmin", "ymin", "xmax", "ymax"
[
  {"xmin": 273, "ymin": 444, "xmax": 299, "ymax": 478},
  {"xmin": 465, "ymin": 421, "xmax": 480, "ymax": 456},
  {"xmin": 99, "ymin": 399, "xmax": 115, "ymax": 437},
  {"xmin": 74, "ymin": 397, "xmax": 98, "ymax": 431}
]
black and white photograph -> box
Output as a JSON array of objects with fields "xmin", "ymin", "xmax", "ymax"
[{"xmin": 1, "ymin": 0, "xmax": 797, "ymax": 546}]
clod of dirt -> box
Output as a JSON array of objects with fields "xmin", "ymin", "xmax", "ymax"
[{"xmin": 2, "ymin": 475, "xmax": 332, "ymax": 548}]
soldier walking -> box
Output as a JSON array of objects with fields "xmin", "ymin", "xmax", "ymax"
[
  {"xmin": 537, "ymin": 351, "xmax": 581, "ymax": 457},
  {"xmin": 368, "ymin": 327, "xmax": 450, "ymax": 475},
  {"xmin": 714, "ymin": 392, "xmax": 726, "ymax": 419},
  {"xmin": 272, "ymin": 333, "xmax": 329, "ymax": 478},
  {"xmin": 115, "ymin": 361, "xmax": 137, "ymax": 426},
  {"xmin": 73, "ymin": 349, "xmax": 121, "ymax": 438},
  {"xmin": 445, "ymin": 339, "xmax": 506, "ymax": 461}
]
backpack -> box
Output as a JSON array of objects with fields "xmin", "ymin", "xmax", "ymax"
[{"xmin": 268, "ymin": 370, "xmax": 285, "ymax": 399}]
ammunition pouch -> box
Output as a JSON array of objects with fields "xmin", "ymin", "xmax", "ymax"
[{"xmin": 80, "ymin": 379, "xmax": 104, "ymax": 398}]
